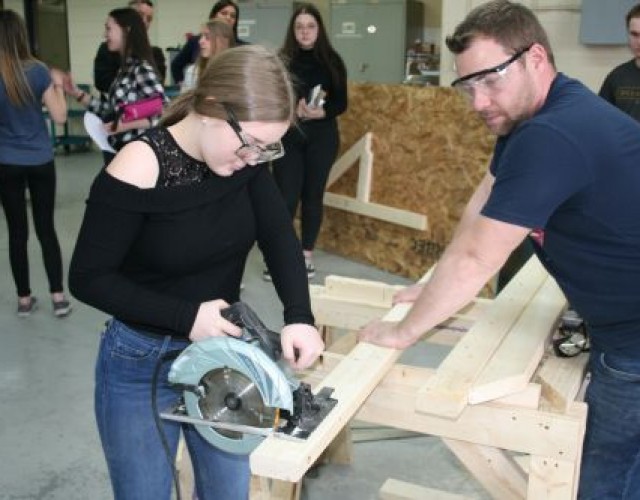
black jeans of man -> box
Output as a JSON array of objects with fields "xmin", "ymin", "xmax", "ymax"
[
  {"xmin": 271, "ymin": 120, "xmax": 339, "ymax": 251},
  {"xmin": 0, "ymin": 161, "xmax": 64, "ymax": 297}
]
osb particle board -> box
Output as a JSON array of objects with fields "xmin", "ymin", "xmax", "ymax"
[{"xmin": 316, "ymin": 83, "xmax": 495, "ymax": 279}]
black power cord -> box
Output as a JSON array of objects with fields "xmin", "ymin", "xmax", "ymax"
[{"xmin": 151, "ymin": 350, "xmax": 184, "ymax": 500}]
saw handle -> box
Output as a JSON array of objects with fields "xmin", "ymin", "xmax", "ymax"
[{"xmin": 221, "ymin": 302, "xmax": 283, "ymax": 361}]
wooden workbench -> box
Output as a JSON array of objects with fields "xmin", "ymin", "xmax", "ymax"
[{"xmin": 250, "ymin": 258, "xmax": 588, "ymax": 499}]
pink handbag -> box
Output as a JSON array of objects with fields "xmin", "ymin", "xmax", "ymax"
[{"xmin": 118, "ymin": 94, "xmax": 163, "ymax": 123}]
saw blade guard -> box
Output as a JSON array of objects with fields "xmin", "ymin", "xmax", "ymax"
[{"xmin": 168, "ymin": 336, "xmax": 293, "ymax": 454}]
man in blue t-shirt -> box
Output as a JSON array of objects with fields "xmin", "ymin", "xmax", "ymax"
[
  {"xmin": 599, "ymin": 3, "xmax": 640, "ymax": 122},
  {"xmin": 360, "ymin": 2, "xmax": 640, "ymax": 498}
]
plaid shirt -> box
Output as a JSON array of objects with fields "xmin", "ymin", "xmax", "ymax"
[{"xmin": 88, "ymin": 56, "xmax": 166, "ymax": 151}]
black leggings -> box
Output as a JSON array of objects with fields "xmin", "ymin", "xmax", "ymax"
[
  {"xmin": 0, "ymin": 161, "xmax": 64, "ymax": 297},
  {"xmin": 272, "ymin": 120, "xmax": 339, "ymax": 251}
]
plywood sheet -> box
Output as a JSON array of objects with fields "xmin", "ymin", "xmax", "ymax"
[{"xmin": 316, "ymin": 83, "xmax": 495, "ymax": 279}]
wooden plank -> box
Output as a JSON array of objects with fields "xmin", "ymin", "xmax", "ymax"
[
  {"xmin": 324, "ymin": 275, "xmax": 404, "ymax": 306},
  {"xmin": 535, "ymin": 353, "xmax": 589, "ymax": 414},
  {"xmin": 567, "ymin": 402, "xmax": 588, "ymax": 499},
  {"xmin": 310, "ymin": 277, "xmax": 405, "ymax": 330},
  {"xmin": 249, "ymin": 272, "xmax": 430, "ymax": 482},
  {"xmin": 321, "ymin": 425, "xmax": 353, "ymax": 465},
  {"xmin": 251, "ymin": 267, "xmax": 433, "ymax": 481},
  {"xmin": 454, "ymin": 297, "xmax": 493, "ymax": 321},
  {"xmin": 442, "ymin": 439, "xmax": 528, "ymax": 500},
  {"xmin": 491, "ymin": 383, "xmax": 541, "ymax": 410},
  {"xmin": 380, "ymin": 478, "xmax": 472, "ymax": 500},
  {"xmin": 513, "ymin": 454, "xmax": 531, "ymax": 474},
  {"xmin": 326, "ymin": 132, "xmax": 372, "ymax": 189},
  {"xmin": 324, "ymin": 192, "xmax": 428, "ymax": 231},
  {"xmin": 468, "ymin": 277, "xmax": 567, "ymax": 404},
  {"xmin": 415, "ymin": 257, "xmax": 548, "ymax": 419},
  {"xmin": 357, "ymin": 368, "xmax": 585, "ymax": 461},
  {"xmin": 176, "ymin": 438, "xmax": 195, "ymax": 499},
  {"xmin": 355, "ymin": 136, "xmax": 373, "ymax": 203},
  {"xmin": 311, "ymin": 295, "xmax": 392, "ymax": 330},
  {"xmin": 249, "ymin": 478, "xmax": 301, "ymax": 500},
  {"xmin": 527, "ymin": 457, "xmax": 576, "ymax": 500},
  {"xmin": 250, "ymin": 341, "xmax": 403, "ymax": 481},
  {"xmin": 325, "ymin": 330, "xmax": 358, "ymax": 355},
  {"xmin": 351, "ymin": 426, "xmax": 420, "ymax": 442},
  {"xmin": 325, "ymin": 131, "xmax": 428, "ymax": 231}
]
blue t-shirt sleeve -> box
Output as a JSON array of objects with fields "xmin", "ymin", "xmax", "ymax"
[
  {"xmin": 28, "ymin": 62, "xmax": 52, "ymax": 99},
  {"xmin": 482, "ymin": 123, "xmax": 593, "ymax": 229}
]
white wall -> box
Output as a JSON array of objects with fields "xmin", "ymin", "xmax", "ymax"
[
  {"xmin": 4, "ymin": 0, "xmax": 24, "ymax": 16},
  {"xmin": 439, "ymin": 0, "xmax": 630, "ymax": 92},
  {"xmin": 64, "ymin": 0, "xmax": 631, "ymax": 92}
]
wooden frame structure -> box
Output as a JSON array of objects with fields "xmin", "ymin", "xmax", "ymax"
[
  {"xmin": 323, "ymin": 132, "xmax": 428, "ymax": 231},
  {"xmin": 250, "ymin": 258, "xmax": 589, "ymax": 499}
]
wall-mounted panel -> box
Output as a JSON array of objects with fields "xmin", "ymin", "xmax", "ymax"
[{"xmin": 580, "ymin": 0, "xmax": 636, "ymax": 45}]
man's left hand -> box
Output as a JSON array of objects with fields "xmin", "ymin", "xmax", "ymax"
[{"xmin": 359, "ymin": 319, "xmax": 414, "ymax": 349}]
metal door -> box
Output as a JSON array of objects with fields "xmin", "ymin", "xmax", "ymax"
[
  {"xmin": 331, "ymin": 0, "xmax": 406, "ymax": 83},
  {"xmin": 239, "ymin": 1, "xmax": 293, "ymax": 51}
]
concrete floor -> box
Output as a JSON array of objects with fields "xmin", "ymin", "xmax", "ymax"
[{"xmin": 0, "ymin": 150, "xmax": 489, "ymax": 499}]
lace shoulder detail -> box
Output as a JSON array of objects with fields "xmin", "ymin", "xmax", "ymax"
[{"xmin": 139, "ymin": 128, "xmax": 212, "ymax": 188}]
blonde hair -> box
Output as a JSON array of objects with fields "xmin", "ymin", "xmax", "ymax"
[
  {"xmin": 195, "ymin": 19, "xmax": 235, "ymax": 83},
  {"xmin": 161, "ymin": 45, "xmax": 295, "ymax": 126}
]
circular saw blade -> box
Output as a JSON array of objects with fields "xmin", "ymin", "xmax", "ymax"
[{"xmin": 198, "ymin": 367, "xmax": 277, "ymax": 440}]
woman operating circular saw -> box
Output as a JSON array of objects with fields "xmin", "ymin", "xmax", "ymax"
[{"xmin": 69, "ymin": 45, "xmax": 324, "ymax": 500}]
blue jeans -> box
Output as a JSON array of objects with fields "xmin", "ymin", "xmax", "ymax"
[
  {"xmin": 95, "ymin": 319, "xmax": 250, "ymax": 500},
  {"xmin": 579, "ymin": 349, "xmax": 640, "ymax": 499}
]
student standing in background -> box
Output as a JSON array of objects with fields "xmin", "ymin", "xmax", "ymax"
[
  {"xmin": 181, "ymin": 19, "xmax": 235, "ymax": 93},
  {"xmin": 266, "ymin": 3, "xmax": 347, "ymax": 280},
  {"xmin": 93, "ymin": 0, "xmax": 166, "ymax": 94},
  {"xmin": 599, "ymin": 3, "xmax": 640, "ymax": 122},
  {"xmin": 0, "ymin": 10, "xmax": 72, "ymax": 318},
  {"xmin": 171, "ymin": 0, "xmax": 245, "ymax": 86},
  {"xmin": 65, "ymin": 7, "xmax": 166, "ymax": 165}
]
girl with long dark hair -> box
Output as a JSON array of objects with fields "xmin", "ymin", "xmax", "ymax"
[
  {"xmin": 64, "ymin": 7, "xmax": 166, "ymax": 165},
  {"xmin": 266, "ymin": 3, "xmax": 348, "ymax": 280}
]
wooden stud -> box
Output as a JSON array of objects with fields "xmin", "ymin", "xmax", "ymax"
[
  {"xmin": 415, "ymin": 257, "xmax": 548, "ymax": 419},
  {"xmin": 250, "ymin": 269, "xmax": 434, "ymax": 482},
  {"xmin": 323, "ymin": 275, "xmax": 404, "ymax": 306},
  {"xmin": 323, "ymin": 192, "xmax": 428, "ymax": 231},
  {"xmin": 250, "ymin": 266, "xmax": 587, "ymax": 498},
  {"xmin": 323, "ymin": 131, "xmax": 428, "ymax": 230},
  {"xmin": 312, "ymin": 295, "xmax": 392, "ymax": 331},
  {"xmin": 250, "ymin": 478, "xmax": 301, "ymax": 500},
  {"xmin": 176, "ymin": 438, "xmax": 195, "ymax": 499},
  {"xmin": 535, "ymin": 353, "xmax": 589, "ymax": 414},
  {"xmin": 491, "ymin": 383, "xmax": 542, "ymax": 410},
  {"xmin": 358, "ymin": 368, "xmax": 585, "ymax": 461},
  {"xmin": 442, "ymin": 439, "xmax": 528, "ymax": 499},
  {"xmin": 468, "ymin": 277, "xmax": 567, "ymax": 404},
  {"xmin": 326, "ymin": 132, "xmax": 373, "ymax": 190},
  {"xmin": 527, "ymin": 457, "xmax": 577, "ymax": 500},
  {"xmin": 250, "ymin": 341, "xmax": 404, "ymax": 481},
  {"xmin": 321, "ymin": 425, "xmax": 353, "ymax": 465}
]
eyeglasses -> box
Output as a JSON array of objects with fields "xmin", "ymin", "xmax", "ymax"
[
  {"xmin": 451, "ymin": 46, "xmax": 532, "ymax": 98},
  {"xmin": 223, "ymin": 104, "xmax": 285, "ymax": 164}
]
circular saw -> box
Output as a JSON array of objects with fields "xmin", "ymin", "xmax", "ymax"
[{"xmin": 161, "ymin": 302, "xmax": 337, "ymax": 455}]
